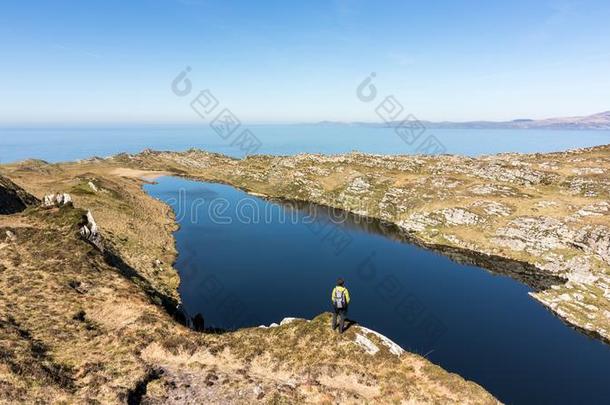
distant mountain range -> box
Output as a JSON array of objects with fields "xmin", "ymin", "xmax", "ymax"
[{"xmin": 316, "ymin": 111, "xmax": 610, "ymax": 130}]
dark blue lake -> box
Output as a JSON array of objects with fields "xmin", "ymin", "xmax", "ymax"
[{"xmin": 145, "ymin": 176, "xmax": 610, "ymax": 405}]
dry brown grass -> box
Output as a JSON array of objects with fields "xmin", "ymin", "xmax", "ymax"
[{"xmin": 0, "ymin": 159, "xmax": 498, "ymax": 404}]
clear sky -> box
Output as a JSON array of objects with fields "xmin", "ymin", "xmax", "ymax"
[{"xmin": 1, "ymin": 0, "xmax": 609, "ymax": 124}]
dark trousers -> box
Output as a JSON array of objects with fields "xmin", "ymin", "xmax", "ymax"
[{"xmin": 332, "ymin": 307, "xmax": 347, "ymax": 333}]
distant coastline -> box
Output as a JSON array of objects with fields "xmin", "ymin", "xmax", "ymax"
[{"xmin": 313, "ymin": 110, "xmax": 610, "ymax": 130}]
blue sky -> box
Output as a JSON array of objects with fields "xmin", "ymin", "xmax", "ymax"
[{"xmin": 1, "ymin": 0, "xmax": 609, "ymax": 123}]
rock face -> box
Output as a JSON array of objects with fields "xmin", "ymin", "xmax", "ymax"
[
  {"xmin": 355, "ymin": 325, "xmax": 405, "ymax": 356},
  {"xmin": 493, "ymin": 216, "xmax": 572, "ymax": 255},
  {"xmin": 0, "ymin": 175, "xmax": 39, "ymax": 214},
  {"xmin": 574, "ymin": 225, "xmax": 610, "ymax": 264},
  {"xmin": 79, "ymin": 210, "xmax": 104, "ymax": 251}
]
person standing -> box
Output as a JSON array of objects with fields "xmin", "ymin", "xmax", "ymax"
[{"xmin": 331, "ymin": 278, "xmax": 350, "ymax": 334}]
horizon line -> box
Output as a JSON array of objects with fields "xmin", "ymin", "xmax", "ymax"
[{"xmin": 0, "ymin": 110, "xmax": 608, "ymax": 129}]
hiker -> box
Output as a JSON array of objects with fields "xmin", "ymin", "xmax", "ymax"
[{"xmin": 331, "ymin": 278, "xmax": 350, "ymax": 333}]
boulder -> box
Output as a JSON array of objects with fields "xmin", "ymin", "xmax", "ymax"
[
  {"xmin": 43, "ymin": 192, "xmax": 73, "ymax": 207},
  {"xmin": 573, "ymin": 225, "xmax": 610, "ymax": 265},
  {"xmin": 0, "ymin": 175, "xmax": 40, "ymax": 214},
  {"xmin": 79, "ymin": 210, "xmax": 103, "ymax": 251},
  {"xmin": 5, "ymin": 230, "xmax": 16, "ymax": 242}
]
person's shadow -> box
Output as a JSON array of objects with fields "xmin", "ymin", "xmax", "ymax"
[{"xmin": 343, "ymin": 318, "xmax": 358, "ymax": 332}]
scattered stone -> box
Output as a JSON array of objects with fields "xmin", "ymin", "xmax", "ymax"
[
  {"xmin": 358, "ymin": 326, "xmax": 405, "ymax": 356},
  {"xmin": 440, "ymin": 208, "xmax": 483, "ymax": 226},
  {"xmin": 253, "ymin": 385, "xmax": 265, "ymax": 400},
  {"xmin": 5, "ymin": 230, "xmax": 16, "ymax": 242},
  {"xmin": 573, "ymin": 225, "xmax": 610, "ymax": 265},
  {"xmin": 468, "ymin": 184, "xmax": 517, "ymax": 197},
  {"xmin": 468, "ymin": 162, "xmax": 555, "ymax": 185},
  {"xmin": 575, "ymin": 202, "xmax": 610, "ymax": 218},
  {"xmin": 43, "ymin": 192, "xmax": 72, "ymax": 207},
  {"xmin": 68, "ymin": 280, "xmax": 90, "ymax": 294},
  {"xmin": 534, "ymin": 200, "xmax": 559, "ymax": 209},
  {"xmin": 398, "ymin": 212, "xmax": 440, "ymax": 232},
  {"xmin": 471, "ymin": 200, "xmax": 512, "ymax": 217},
  {"xmin": 442, "ymin": 233, "xmax": 462, "ymax": 245},
  {"xmin": 279, "ymin": 317, "xmax": 301, "ymax": 326},
  {"xmin": 79, "ymin": 210, "xmax": 104, "ymax": 251},
  {"xmin": 345, "ymin": 177, "xmax": 371, "ymax": 194},
  {"xmin": 493, "ymin": 216, "xmax": 573, "ymax": 255},
  {"xmin": 354, "ymin": 333, "xmax": 380, "ymax": 355},
  {"xmin": 572, "ymin": 167, "xmax": 605, "ymax": 175}
]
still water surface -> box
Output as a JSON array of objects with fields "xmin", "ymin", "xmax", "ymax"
[{"xmin": 145, "ymin": 176, "xmax": 610, "ymax": 405}]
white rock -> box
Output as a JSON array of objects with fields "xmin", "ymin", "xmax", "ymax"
[
  {"xmin": 5, "ymin": 230, "xmax": 16, "ymax": 242},
  {"xmin": 471, "ymin": 200, "xmax": 512, "ymax": 217},
  {"xmin": 345, "ymin": 177, "xmax": 370, "ymax": 194},
  {"xmin": 572, "ymin": 167, "xmax": 605, "ymax": 175},
  {"xmin": 354, "ymin": 333, "xmax": 380, "ymax": 355},
  {"xmin": 279, "ymin": 317, "xmax": 302, "ymax": 326},
  {"xmin": 79, "ymin": 210, "xmax": 103, "ymax": 251},
  {"xmin": 42, "ymin": 192, "xmax": 72, "ymax": 207},
  {"xmin": 493, "ymin": 216, "xmax": 572, "ymax": 255},
  {"xmin": 398, "ymin": 212, "xmax": 440, "ymax": 232},
  {"xmin": 574, "ymin": 202, "xmax": 609, "ymax": 218},
  {"xmin": 253, "ymin": 385, "xmax": 264, "ymax": 399},
  {"xmin": 358, "ymin": 326, "xmax": 405, "ymax": 356},
  {"xmin": 441, "ymin": 208, "xmax": 482, "ymax": 226},
  {"xmin": 535, "ymin": 200, "xmax": 559, "ymax": 209}
]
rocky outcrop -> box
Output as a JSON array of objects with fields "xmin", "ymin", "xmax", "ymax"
[
  {"xmin": 355, "ymin": 325, "xmax": 405, "ymax": 356},
  {"xmin": 4, "ymin": 230, "xmax": 16, "ymax": 242},
  {"xmin": 492, "ymin": 216, "xmax": 573, "ymax": 256},
  {"xmin": 0, "ymin": 175, "xmax": 39, "ymax": 214},
  {"xmin": 42, "ymin": 192, "xmax": 73, "ymax": 207},
  {"xmin": 141, "ymin": 314, "xmax": 498, "ymax": 404},
  {"xmin": 573, "ymin": 225, "xmax": 610, "ymax": 265},
  {"xmin": 79, "ymin": 210, "xmax": 103, "ymax": 251}
]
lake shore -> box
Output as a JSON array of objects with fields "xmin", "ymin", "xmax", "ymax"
[
  {"xmin": 110, "ymin": 144, "xmax": 610, "ymax": 343},
  {"xmin": 0, "ymin": 154, "xmax": 500, "ymax": 403},
  {"xmin": 2, "ymin": 144, "xmax": 609, "ymax": 403}
]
